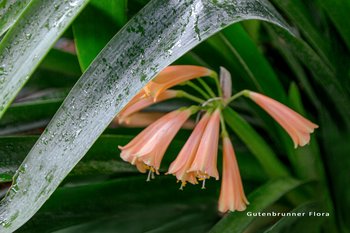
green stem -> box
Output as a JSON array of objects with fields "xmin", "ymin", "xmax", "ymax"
[
  {"xmin": 219, "ymin": 112, "xmax": 228, "ymax": 135},
  {"xmin": 198, "ymin": 78, "xmax": 216, "ymax": 98},
  {"xmin": 226, "ymin": 89, "xmax": 249, "ymax": 105},
  {"xmin": 186, "ymin": 81, "xmax": 211, "ymax": 99},
  {"xmin": 212, "ymin": 72, "xmax": 223, "ymax": 97},
  {"xmin": 176, "ymin": 90, "xmax": 205, "ymax": 104}
]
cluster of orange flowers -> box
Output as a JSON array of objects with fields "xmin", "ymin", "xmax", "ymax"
[{"xmin": 117, "ymin": 66, "xmax": 318, "ymax": 213}]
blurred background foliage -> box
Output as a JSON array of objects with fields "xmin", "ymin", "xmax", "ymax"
[{"xmin": 0, "ymin": 0, "xmax": 350, "ymax": 232}]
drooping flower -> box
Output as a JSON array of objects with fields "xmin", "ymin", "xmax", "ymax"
[
  {"xmin": 167, "ymin": 112, "xmax": 211, "ymax": 189},
  {"xmin": 118, "ymin": 107, "xmax": 196, "ymax": 178},
  {"xmin": 246, "ymin": 91, "xmax": 319, "ymax": 148},
  {"xmin": 113, "ymin": 112, "xmax": 195, "ymax": 129},
  {"xmin": 144, "ymin": 65, "xmax": 215, "ymax": 100},
  {"xmin": 218, "ymin": 136, "xmax": 249, "ymax": 212},
  {"xmin": 188, "ymin": 109, "xmax": 221, "ymax": 186},
  {"xmin": 118, "ymin": 90, "xmax": 178, "ymax": 123}
]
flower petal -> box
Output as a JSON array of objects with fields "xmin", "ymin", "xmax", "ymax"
[
  {"xmin": 218, "ymin": 137, "xmax": 249, "ymax": 212},
  {"xmin": 146, "ymin": 65, "xmax": 214, "ymax": 100},
  {"xmin": 118, "ymin": 90, "xmax": 177, "ymax": 123},
  {"xmin": 119, "ymin": 108, "xmax": 193, "ymax": 173},
  {"xmin": 247, "ymin": 91, "xmax": 318, "ymax": 148},
  {"xmin": 168, "ymin": 112, "xmax": 211, "ymax": 185},
  {"xmin": 188, "ymin": 109, "xmax": 221, "ymax": 180}
]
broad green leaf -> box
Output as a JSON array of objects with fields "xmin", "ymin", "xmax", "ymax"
[
  {"xmin": 73, "ymin": 5, "xmax": 120, "ymax": 71},
  {"xmin": 39, "ymin": 49, "xmax": 81, "ymax": 77},
  {"xmin": 271, "ymin": 0, "xmax": 333, "ymax": 67},
  {"xmin": 52, "ymin": 212, "xmax": 214, "ymax": 233},
  {"xmin": 209, "ymin": 178, "xmax": 302, "ymax": 233},
  {"xmin": 0, "ymin": 175, "xmax": 12, "ymax": 183},
  {"xmin": 0, "ymin": 0, "xmax": 31, "ymax": 36},
  {"xmin": 220, "ymin": 24, "xmax": 287, "ymax": 101},
  {"xmin": 143, "ymin": 214, "xmax": 215, "ymax": 233},
  {"xmin": 21, "ymin": 72, "xmax": 77, "ymax": 95},
  {"xmin": 0, "ymin": 1, "xmax": 291, "ymax": 231},
  {"xmin": 241, "ymin": 20, "xmax": 261, "ymax": 43},
  {"xmin": 320, "ymin": 112, "xmax": 350, "ymax": 233},
  {"xmin": 90, "ymin": 0, "xmax": 127, "ymax": 26},
  {"xmin": 0, "ymin": 99, "xmax": 62, "ymax": 135},
  {"xmin": 318, "ymin": 0, "xmax": 350, "ymax": 51},
  {"xmin": 0, "ymin": 0, "xmax": 89, "ymax": 119},
  {"xmin": 223, "ymin": 107, "xmax": 289, "ymax": 177},
  {"xmin": 173, "ymin": 51, "xmax": 211, "ymax": 67},
  {"xmin": 264, "ymin": 202, "xmax": 325, "ymax": 233},
  {"xmin": 126, "ymin": 0, "xmax": 150, "ymax": 19},
  {"xmin": 268, "ymin": 29, "xmax": 321, "ymax": 109}
]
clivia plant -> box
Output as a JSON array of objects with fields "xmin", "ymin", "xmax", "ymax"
[{"xmin": 0, "ymin": 0, "xmax": 349, "ymax": 233}]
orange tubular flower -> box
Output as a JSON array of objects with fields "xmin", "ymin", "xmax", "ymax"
[
  {"xmin": 144, "ymin": 65, "xmax": 215, "ymax": 100},
  {"xmin": 219, "ymin": 136, "xmax": 249, "ymax": 212},
  {"xmin": 167, "ymin": 112, "xmax": 211, "ymax": 189},
  {"xmin": 246, "ymin": 91, "xmax": 319, "ymax": 148},
  {"xmin": 118, "ymin": 90, "xmax": 178, "ymax": 123},
  {"xmin": 118, "ymin": 107, "xmax": 195, "ymax": 178},
  {"xmin": 188, "ymin": 109, "xmax": 221, "ymax": 185},
  {"xmin": 113, "ymin": 112, "xmax": 195, "ymax": 129}
]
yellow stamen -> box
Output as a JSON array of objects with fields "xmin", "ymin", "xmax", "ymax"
[{"xmin": 179, "ymin": 181, "xmax": 187, "ymax": 190}]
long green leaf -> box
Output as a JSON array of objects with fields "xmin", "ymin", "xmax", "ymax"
[
  {"xmin": 39, "ymin": 49, "xmax": 82, "ymax": 77},
  {"xmin": 218, "ymin": 24, "xmax": 287, "ymax": 101},
  {"xmin": 0, "ymin": 99, "xmax": 62, "ymax": 135},
  {"xmin": 0, "ymin": 1, "xmax": 291, "ymax": 231},
  {"xmin": 264, "ymin": 202, "xmax": 324, "ymax": 233},
  {"xmin": 0, "ymin": 0, "xmax": 31, "ymax": 36},
  {"xmin": 209, "ymin": 178, "xmax": 302, "ymax": 233},
  {"xmin": 90, "ymin": 0, "xmax": 127, "ymax": 26},
  {"xmin": 73, "ymin": 4, "xmax": 120, "ymax": 71},
  {"xmin": 268, "ymin": 28, "xmax": 321, "ymax": 109},
  {"xmin": 320, "ymin": 112, "xmax": 350, "ymax": 233},
  {"xmin": 0, "ymin": 0, "xmax": 89, "ymax": 119},
  {"xmin": 318, "ymin": 0, "xmax": 350, "ymax": 51},
  {"xmin": 17, "ymin": 176, "xmax": 218, "ymax": 232},
  {"xmin": 271, "ymin": 0, "xmax": 333, "ymax": 67}
]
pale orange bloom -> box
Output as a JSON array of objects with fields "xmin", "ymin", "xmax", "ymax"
[
  {"xmin": 218, "ymin": 136, "xmax": 249, "ymax": 212},
  {"xmin": 118, "ymin": 108, "xmax": 194, "ymax": 176},
  {"xmin": 144, "ymin": 65, "xmax": 214, "ymax": 100},
  {"xmin": 246, "ymin": 91, "xmax": 319, "ymax": 148},
  {"xmin": 167, "ymin": 112, "xmax": 211, "ymax": 188},
  {"xmin": 112, "ymin": 112, "xmax": 195, "ymax": 129},
  {"xmin": 188, "ymin": 109, "xmax": 221, "ymax": 183},
  {"xmin": 118, "ymin": 90, "xmax": 177, "ymax": 123}
]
